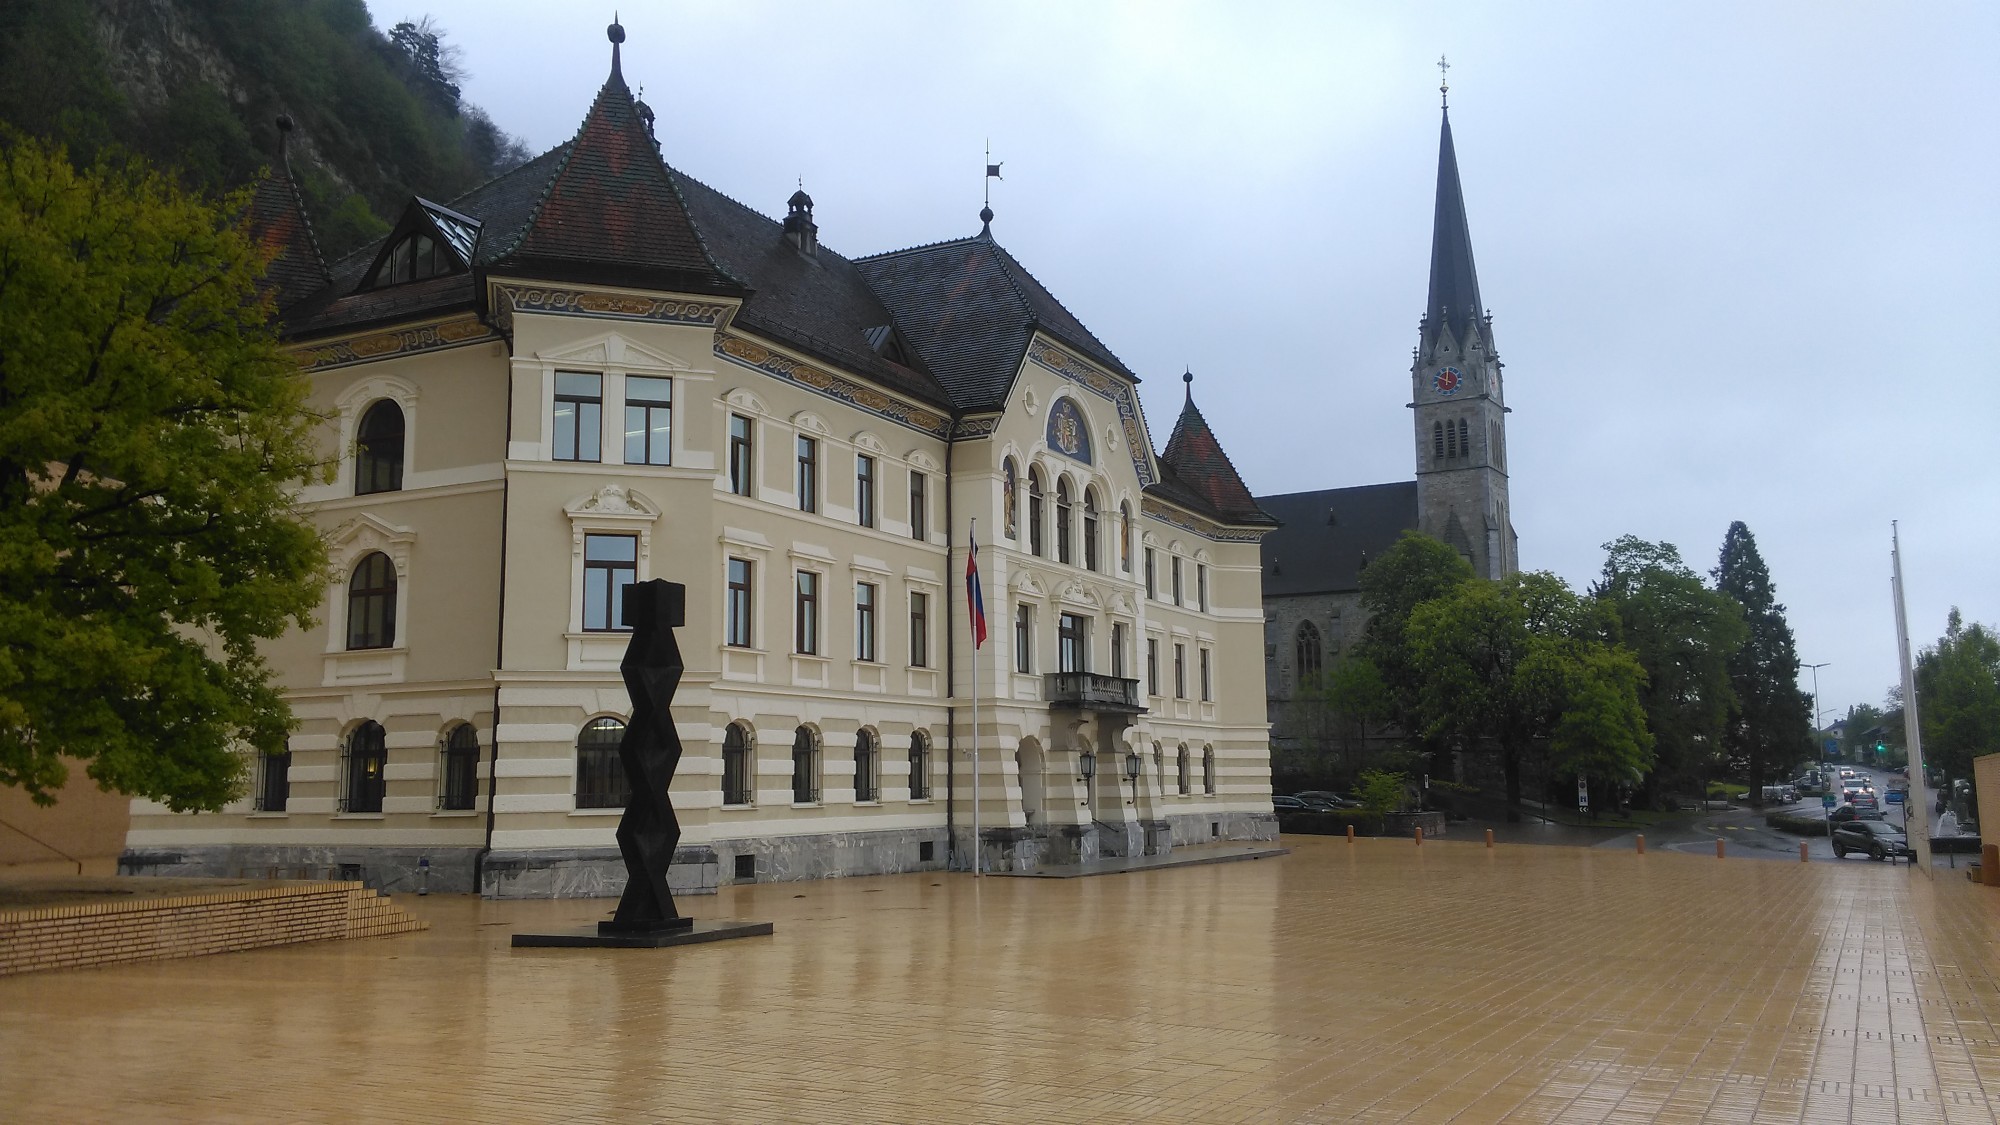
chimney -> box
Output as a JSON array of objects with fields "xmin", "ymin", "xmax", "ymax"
[{"xmin": 783, "ymin": 188, "xmax": 817, "ymax": 257}]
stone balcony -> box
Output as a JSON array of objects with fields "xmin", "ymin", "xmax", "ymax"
[{"xmin": 1043, "ymin": 671, "xmax": 1144, "ymax": 713}]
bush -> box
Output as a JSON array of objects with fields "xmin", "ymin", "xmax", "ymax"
[{"xmin": 1764, "ymin": 812, "xmax": 1828, "ymax": 836}]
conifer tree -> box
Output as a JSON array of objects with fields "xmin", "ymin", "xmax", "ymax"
[{"xmin": 1712, "ymin": 521, "xmax": 1812, "ymax": 806}]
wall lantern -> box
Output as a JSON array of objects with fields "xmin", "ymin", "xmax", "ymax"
[{"xmin": 1078, "ymin": 750, "xmax": 1097, "ymax": 783}]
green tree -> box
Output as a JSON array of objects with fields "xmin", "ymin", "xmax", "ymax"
[
  {"xmin": 1914, "ymin": 609, "xmax": 2000, "ymax": 819},
  {"xmin": 1354, "ymin": 531, "xmax": 1475, "ymax": 761},
  {"xmin": 1592, "ymin": 536, "xmax": 1745, "ymax": 806},
  {"xmin": 1712, "ymin": 521, "xmax": 1812, "ymax": 807},
  {"xmin": 0, "ymin": 135, "xmax": 328, "ymax": 809},
  {"xmin": 1840, "ymin": 701, "xmax": 1890, "ymax": 763},
  {"xmin": 1405, "ymin": 571, "xmax": 1651, "ymax": 816}
]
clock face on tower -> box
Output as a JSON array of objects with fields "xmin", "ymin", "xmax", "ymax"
[{"xmin": 1432, "ymin": 366, "xmax": 1464, "ymax": 396}]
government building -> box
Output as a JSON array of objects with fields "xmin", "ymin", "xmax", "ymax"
[
  {"xmin": 1257, "ymin": 88, "xmax": 1521, "ymax": 778},
  {"xmin": 124, "ymin": 23, "xmax": 1279, "ymax": 895}
]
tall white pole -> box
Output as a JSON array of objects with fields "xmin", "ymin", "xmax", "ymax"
[
  {"xmin": 970, "ymin": 518, "xmax": 982, "ymax": 877},
  {"xmin": 1891, "ymin": 521, "xmax": 1931, "ymax": 873}
]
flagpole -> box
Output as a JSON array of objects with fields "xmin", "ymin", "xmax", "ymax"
[{"xmin": 970, "ymin": 517, "xmax": 982, "ymax": 876}]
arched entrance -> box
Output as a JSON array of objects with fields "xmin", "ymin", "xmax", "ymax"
[{"xmin": 1015, "ymin": 738, "xmax": 1046, "ymax": 831}]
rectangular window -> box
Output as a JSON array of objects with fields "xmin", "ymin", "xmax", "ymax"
[
  {"xmin": 796, "ymin": 435, "xmax": 818, "ymax": 513},
  {"xmin": 795, "ymin": 570, "xmax": 819, "ymax": 654},
  {"xmin": 1014, "ymin": 604, "xmax": 1034, "ymax": 674},
  {"xmin": 1172, "ymin": 557, "xmax": 1184, "ymax": 606},
  {"xmin": 1058, "ymin": 613, "xmax": 1088, "ymax": 674},
  {"xmin": 1147, "ymin": 638, "xmax": 1161, "ymax": 697},
  {"xmin": 728, "ymin": 414, "xmax": 753, "ymax": 496},
  {"xmin": 856, "ymin": 454, "xmax": 876, "ymax": 528},
  {"xmin": 1145, "ymin": 548, "xmax": 1157, "ymax": 600},
  {"xmin": 856, "ymin": 582, "xmax": 878, "ymax": 662},
  {"xmin": 582, "ymin": 534, "xmax": 637, "ymax": 631},
  {"xmin": 1200, "ymin": 648, "xmax": 1213, "ymax": 701},
  {"xmin": 726, "ymin": 558, "xmax": 753, "ymax": 647},
  {"xmin": 909, "ymin": 591, "xmax": 929, "ymax": 668},
  {"xmin": 553, "ymin": 372, "xmax": 602, "ymax": 462},
  {"xmin": 255, "ymin": 750, "xmax": 291, "ymax": 813},
  {"xmin": 1111, "ymin": 622, "xmax": 1128, "ymax": 679},
  {"xmin": 622, "ymin": 375, "xmax": 672, "ymax": 465},
  {"xmin": 1197, "ymin": 564, "xmax": 1209, "ymax": 612},
  {"xmin": 1174, "ymin": 643, "xmax": 1188, "ymax": 699},
  {"xmin": 909, "ymin": 471, "xmax": 927, "ymax": 540}
]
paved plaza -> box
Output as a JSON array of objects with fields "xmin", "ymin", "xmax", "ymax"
[{"xmin": 3, "ymin": 837, "xmax": 1997, "ymax": 1123}]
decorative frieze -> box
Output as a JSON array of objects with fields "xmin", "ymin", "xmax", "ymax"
[
  {"xmin": 715, "ymin": 333, "xmax": 951, "ymax": 439},
  {"xmin": 492, "ymin": 283, "xmax": 734, "ymax": 334},
  {"xmin": 1141, "ymin": 496, "xmax": 1266, "ymax": 543},
  {"xmin": 298, "ymin": 313, "xmax": 496, "ymax": 372}
]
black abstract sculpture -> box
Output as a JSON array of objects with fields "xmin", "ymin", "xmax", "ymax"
[{"xmin": 602, "ymin": 579, "xmax": 691, "ymax": 935}]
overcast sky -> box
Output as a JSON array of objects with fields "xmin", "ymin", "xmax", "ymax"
[{"xmin": 393, "ymin": 1, "xmax": 1997, "ymax": 727}]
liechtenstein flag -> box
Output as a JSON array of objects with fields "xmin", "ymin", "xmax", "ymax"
[{"xmin": 966, "ymin": 528, "xmax": 988, "ymax": 649}]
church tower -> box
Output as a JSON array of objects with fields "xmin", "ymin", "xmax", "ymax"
[{"xmin": 1411, "ymin": 85, "xmax": 1516, "ymax": 579}]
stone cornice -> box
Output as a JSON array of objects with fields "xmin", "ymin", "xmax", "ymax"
[{"xmin": 1141, "ymin": 496, "xmax": 1267, "ymax": 544}]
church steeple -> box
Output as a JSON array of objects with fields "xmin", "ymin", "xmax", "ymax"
[{"xmin": 1424, "ymin": 105, "xmax": 1484, "ymax": 348}]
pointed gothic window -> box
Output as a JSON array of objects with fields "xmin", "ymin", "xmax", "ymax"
[
  {"xmin": 1457, "ymin": 419, "xmax": 1470, "ymax": 459},
  {"xmin": 1490, "ymin": 420, "xmax": 1505, "ymax": 468},
  {"xmin": 1444, "ymin": 422, "xmax": 1457, "ymax": 459},
  {"xmin": 1432, "ymin": 421, "xmax": 1445, "ymax": 462},
  {"xmin": 1295, "ymin": 621, "xmax": 1322, "ymax": 685}
]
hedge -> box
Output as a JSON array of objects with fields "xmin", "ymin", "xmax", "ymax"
[{"xmin": 1276, "ymin": 810, "xmax": 1385, "ymax": 837}]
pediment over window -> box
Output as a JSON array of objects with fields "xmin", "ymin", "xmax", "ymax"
[
  {"xmin": 1011, "ymin": 570, "xmax": 1048, "ymax": 598},
  {"xmin": 538, "ymin": 333, "xmax": 694, "ymax": 373},
  {"xmin": 328, "ymin": 513, "xmax": 416, "ymax": 567},
  {"xmin": 359, "ymin": 198, "xmax": 482, "ymax": 291},
  {"xmin": 564, "ymin": 484, "xmax": 661, "ymax": 520}
]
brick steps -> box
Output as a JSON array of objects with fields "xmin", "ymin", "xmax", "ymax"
[{"xmin": 0, "ymin": 879, "xmax": 427, "ymax": 976}]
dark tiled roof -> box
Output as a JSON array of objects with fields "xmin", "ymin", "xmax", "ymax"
[
  {"xmin": 492, "ymin": 66, "xmax": 742, "ymax": 296},
  {"xmin": 664, "ymin": 170, "xmax": 953, "ymax": 411},
  {"xmin": 1426, "ymin": 108, "xmax": 1484, "ymax": 344},
  {"xmin": 856, "ymin": 233, "xmax": 1136, "ymax": 413},
  {"xmin": 246, "ymin": 165, "xmax": 327, "ymax": 313},
  {"xmin": 1256, "ymin": 482, "xmax": 1419, "ymax": 596},
  {"xmin": 1158, "ymin": 387, "xmax": 1276, "ymax": 526}
]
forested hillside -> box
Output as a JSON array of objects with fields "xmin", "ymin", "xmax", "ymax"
[{"xmin": 0, "ymin": 0, "xmax": 528, "ymax": 256}]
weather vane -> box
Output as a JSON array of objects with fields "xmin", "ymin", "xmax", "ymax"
[{"xmin": 1438, "ymin": 55, "xmax": 1450, "ymax": 107}]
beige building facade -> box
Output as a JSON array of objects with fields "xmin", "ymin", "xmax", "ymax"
[{"xmin": 124, "ymin": 26, "xmax": 1278, "ymax": 895}]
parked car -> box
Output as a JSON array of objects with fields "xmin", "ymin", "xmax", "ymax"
[
  {"xmin": 1762, "ymin": 785, "xmax": 1798, "ymax": 804},
  {"xmin": 1272, "ymin": 795, "xmax": 1309, "ymax": 812},
  {"xmin": 1832, "ymin": 820, "xmax": 1915, "ymax": 861},
  {"xmin": 1295, "ymin": 790, "xmax": 1362, "ymax": 809}
]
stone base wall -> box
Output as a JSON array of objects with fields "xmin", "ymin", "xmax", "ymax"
[
  {"xmin": 122, "ymin": 846, "xmax": 483, "ymax": 896},
  {"xmin": 0, "ymin": 879, "xmax": 425, "ymax": 976},
  {"xmin": 1166, "ymin": 809, "xmax": 1279, "ymax": 847},
  {"xmin": 481, "ymin": 846, "xmax": 718, "ymax": 899},
  {"xmin": 716, "ymin": 828, "xmax": 947, "ymax": 884}
]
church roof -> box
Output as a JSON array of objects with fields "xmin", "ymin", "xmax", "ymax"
[
  {"xmin": 1255, "ymin": 481, "xmax": 1419, "ymax": 596},
  {"xmin": 1158, "ymin": 380, "xmax": 1275, "ymax": 526},
  {"xmin": 855, "ymin": 232, "xmax": 1137, "ymax": 413},
  {"xmin": 1426, "ymin": 108, "xmax": 1484, "ymax": 345}
]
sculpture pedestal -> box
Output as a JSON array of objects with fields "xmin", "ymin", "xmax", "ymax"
[{"xmin": 511, "ymin": 919, "xmax": 774, "ymax": 949}]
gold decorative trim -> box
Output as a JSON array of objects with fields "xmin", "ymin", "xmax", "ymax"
[
  {"xmin": 298, "ymin": 314, "xmax": 496, "ymax": 372},
  {"xmin": 716, "ymin": 333, "xmax": 950, "ymax": 439},
  {"xmin": 1141, "ymin": 496, "xmax": 1267, "ymax": 543}
]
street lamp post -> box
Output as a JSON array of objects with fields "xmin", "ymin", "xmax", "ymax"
[{"xmin": 1803, "ymin": 661, "xmax": 1830, "ymax": 756}]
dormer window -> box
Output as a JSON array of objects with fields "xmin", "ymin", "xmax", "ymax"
[
  {"xmin": 375, "ymin": 232, "xmax": 456, "ymax": 286},
  {"xmin": 359, "ymin": 198, "xmax": 481, "ymax": 290}
]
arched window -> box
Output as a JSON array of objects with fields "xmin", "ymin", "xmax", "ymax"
[
  {"xmin": 355, "ymin": 400, "xmax": 405, "ymax": 495},
  {"xmin": 1457, "ymin": 418, "xmax": 1470, "ymax": 459},
  {"xmin": 1027, "ymin": 468, "xmax": 1046, "ymax": 557},
  {"xmin": 1082, "ymin": 488, "xmax": 1100, "ymax": 571},
  {"xmin": 575, "ymin": 717, "xmax": 628, "ymax": 809},
  {"xmin": 1176, "ymin": 744, "xmax": 1191, "ymax": 796},
  {"xmin": 1432, "ymin": 421, "xmax": 1445, "ymax": 461},
  {"xmin": 1119, "ymin": 502, "xmax": 1133, "ymax": 572},
  {"xmin": 908, "ymin": 731, "xmax": 931, "ymax": 800},
  {"xmin": 791, "ymin": 726, "xmax": 820, "ymax": 804},
  {"xmin": 1055, "ymin": 477, "xmax": 1074, "ymax": 564},
  {"xmin": 438, "ymin": 724, "xmax": 479, "ymax": 811},
  {"xmin": 1202, "ymin": 745, "xmax": 1216, "ymax": 795},
  {"xmin": 1002, "ymin": 458, "xmax": 1019, "ymax": 540},
  {"xmin": 854, "ymin": 728, "xmax": 879, "ymax": 802},
  {"xmin": 1444, "ymin": 420, "xmax": 1458, "ymax": 459},
  {"xmin": 1295, "ymin": 621, "xmax": 1323, "ymax": 683},
  {"xmin": 722, "ymin": 723, "xmax": 753, "ymax": 806},
  {"xmin": 342, "ymin": 721, "xmax": 387, "ymax": 814},
  {"xmin": 346, "ymin": 552, "xmax": 397, "ymax": 650}
]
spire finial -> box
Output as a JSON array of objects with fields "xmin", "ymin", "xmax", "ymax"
[
  {"xmin": 608, "ymin": 15, "xmax": 625, "ymax": 80},
  {"xmin": 1182, "ymin": 368, "xmax": 1194, "ymax": 403},
  {"xmin": 1438, "ymin": 55, "xmax": 1450, "ymax": 108},
  {"xmin": 275, "ymin": 114, "xmax": 295, "ymax": 173},
  {"xmin": 982, "ymin": 140, "xmax": 1003, "ymax": 232}
]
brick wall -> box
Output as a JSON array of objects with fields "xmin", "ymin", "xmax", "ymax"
[{"xmin": 0, "ymin": 881, "xmax": 426, "ymax": 976}]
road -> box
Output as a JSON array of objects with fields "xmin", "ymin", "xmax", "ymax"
[{"xmin": 1589, "ymin": 766, "xmax": 1944, "ymax": 865}]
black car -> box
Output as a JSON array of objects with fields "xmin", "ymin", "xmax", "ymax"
[
  {"xmin": 1832, "ymin": 820, "xmax": 1914, "ymax": 861},
  {"xmin": 1272, "ymin": 795, "xmax": 1308, "ymax": 812}
]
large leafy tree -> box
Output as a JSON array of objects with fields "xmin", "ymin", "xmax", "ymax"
[
  {"xmin": 1354, "ymin": 532, "xmax": 1475, "ymax": 744},
  {"xmin": 1406, "ymin": 571, "xmax": 1652, "ymax": 815},
  {"xmin": 1592, "ymin": 536, "xmax": 1745, "ymax": 805},
  {"xmin": 1914, "ymin": 609, "xmax": 2000, "ymax": 814},
  {"xmin": 1712, "ymin": 521, "xmax": 1812, "ymax": 806},
  {"xmin": 0, "ymin": 135, "xmax": 328, "ymax": 810}
]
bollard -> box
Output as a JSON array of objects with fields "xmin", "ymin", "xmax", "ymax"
[
  {"xmin": 1799, "ymin": 841, "xmax": 1809, "ymax": 863},
  {"xmin": 1716, "ymin": 838, "xmax": 1725, "ymax": 860},
  {"xmin": 1415, "ymin": 825, "xmax": 1424, "ymax": 846},
  {"xmin": 1983, "ymin": 843, "xmax": 1999, "ymax": 885},
  {"xmin": 1346, "ymin": 824, "xmax": 1355, "ymax": 843},
  {"xmin": 1484, "ymin": 828, "xmax": 1494, "ymax": 849},
  {"xmin": 1636, "ymin": 834, "xmax": 1645, "ymax": 855}
]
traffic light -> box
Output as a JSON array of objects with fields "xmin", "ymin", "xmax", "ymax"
[{"xmin": 1875, "ymin": 742, "xmax": 1886, "ymax": 756}]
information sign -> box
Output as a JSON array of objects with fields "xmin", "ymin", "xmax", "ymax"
[
  {"xmin": 1822, "ymin": 795, "xmax": 1836, "ymax": 809},
  {"xmin": 1576, "ymin": 775, "xmax": 1589, "ymax": 811}
]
